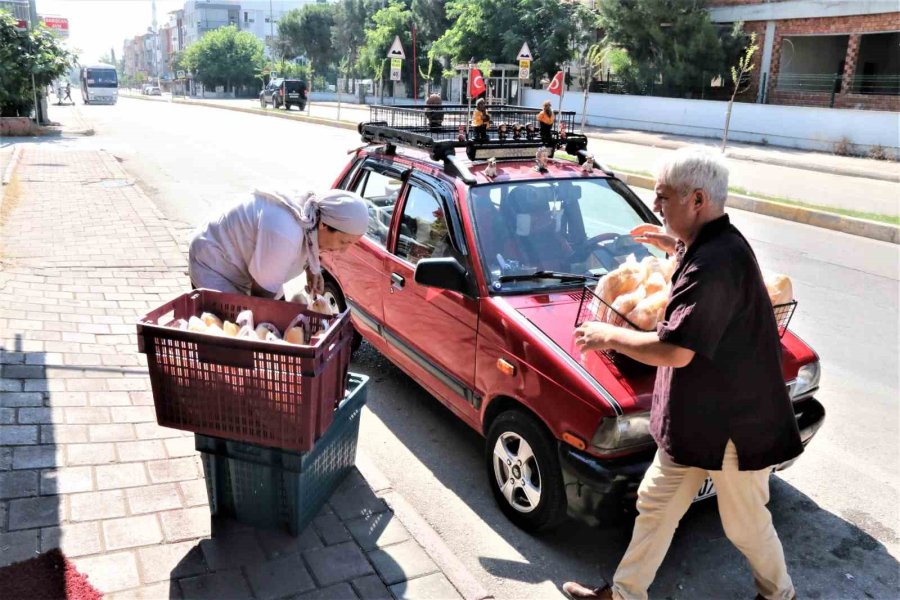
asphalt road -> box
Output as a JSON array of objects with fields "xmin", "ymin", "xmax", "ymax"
[{"xmin": 29, "ymin": 98, "xmax": 899, "ymax": 600}]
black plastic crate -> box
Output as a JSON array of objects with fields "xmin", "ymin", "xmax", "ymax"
[{"xmin": 198, "ymin": 373, "xmax": 368, "ymax": 536}]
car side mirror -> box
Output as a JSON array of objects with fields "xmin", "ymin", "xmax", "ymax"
[{"xmin": 414, "ymin": 257, "xmax": 471, "ymax": 296}]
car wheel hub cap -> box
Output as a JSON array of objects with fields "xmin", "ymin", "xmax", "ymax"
[{"xmin": 492, "ymin": 432, "xmax": 541, "ymax": 513}]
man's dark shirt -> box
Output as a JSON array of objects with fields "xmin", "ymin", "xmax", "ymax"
[{"xmin": 651, "ymin": 215, "xmax": 803, "ymax": 471}]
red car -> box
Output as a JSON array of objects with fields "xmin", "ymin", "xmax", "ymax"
[{"xmin": 320, "ymin": 106, "xmax": 825, "ymax": 531}]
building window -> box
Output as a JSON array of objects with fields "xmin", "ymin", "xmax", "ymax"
[
  {"xmin": 777, "ymin": 35, "xmax": 849, "ymax": 93},
  {"xmin": 244, "ymin": 11, "xmax": 248, "ymax": 23},
  {"xmin": 852, "ymin": 31, "xmax": 900, "ymax": 95}
]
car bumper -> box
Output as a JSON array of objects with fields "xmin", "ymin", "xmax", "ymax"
[{"xmin": 559, "ymin": 397, "xmax": 826, "ymax": 524}]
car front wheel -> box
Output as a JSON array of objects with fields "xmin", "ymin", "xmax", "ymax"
[
  {"xmin": 486, "ymin": 410, "xmax": 567, "ymax": 532},
  {"xmin": 322, "ymin": 280, "xmax": 362, "ymax": 353}
]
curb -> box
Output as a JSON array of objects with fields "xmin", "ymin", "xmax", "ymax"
[
  {"xmin": 121, "ymin": 93, "xmax": 359, "ymax": 132},
  {"xmin": 1, "ymin": 145, "xmax": 23, "ymax": 214},
  {"xmin": 120, "ymin": 94, "xmax": 898, "ymax": 244},
  {"xmin": 356, "ymin": 453, "xmax": 494, "ymax": 600},
  {"xmin": 615, "ymin": 171, "xmax": 899, "ymax": 245},
  {"xmin": 583, "ymin": 130, "xmax": 899, "ymax": 184}
]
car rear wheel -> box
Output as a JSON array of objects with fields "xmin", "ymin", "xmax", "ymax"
[
  {"xmin": 322, "ymin": 280, "xmax": 362, "ymax": 353},
  {"xmin": 486, "ymin": 410, "xmax": 567, "ymax": 532}
]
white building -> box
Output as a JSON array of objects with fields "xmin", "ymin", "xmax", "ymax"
[
  {"xmin": 236, "ymin": 0, "xmax": 326, "ymax": 55},
  {"xmin": 182, "ymin": 0, "xmax": 241, "ymax": 47}
]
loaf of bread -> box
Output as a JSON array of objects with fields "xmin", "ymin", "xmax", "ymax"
[{"xmin": 764, "ymin": 273, "xmax": 793, "ymax": 305}]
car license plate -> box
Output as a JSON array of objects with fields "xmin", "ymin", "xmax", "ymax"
[
  {"xmin": 693, "ymin": 477, "xmax": 717, "ymax": 502},
  {"xmin": 288, "ymin": 93, "xmax": 299, "ymax": 97}
]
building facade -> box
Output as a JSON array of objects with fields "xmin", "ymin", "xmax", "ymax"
[{"xmin": 708, "ymin": 0, "xmax": 900, "ymax": 111}]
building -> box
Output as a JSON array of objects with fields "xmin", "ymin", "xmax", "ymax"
[
  {"xmin": 708, "ymin": 0, "xmax": 900, "ymax": 111},
  {"xmin": 182, "ymin": 0, "xmax": 241, "ymax": 47},
  {"xmin": 237, "ymin": 0, "xmax": 329, "ymax": 55}
]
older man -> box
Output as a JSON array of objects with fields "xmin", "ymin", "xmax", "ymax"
[{"xmin": 563, "ymin": 147, "xmax": 802, "ymax": 600}]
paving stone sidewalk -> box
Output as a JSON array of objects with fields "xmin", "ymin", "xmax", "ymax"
[{"xmin": 0, "ymin": 146, "xmax": 487, "ymax": 600}]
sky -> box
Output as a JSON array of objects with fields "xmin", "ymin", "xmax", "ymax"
[{"xmin": 36, "ymin": 0, "xmax": 184, "ymax": 64}]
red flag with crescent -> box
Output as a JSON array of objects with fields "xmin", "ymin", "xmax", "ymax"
[
  {"xmin": 469, "ymin": 68, "xmax": 486, "ymax": 98},
  {"xmin": 547, "ymin": 70, "xmax": 564, "ymax": 96}
]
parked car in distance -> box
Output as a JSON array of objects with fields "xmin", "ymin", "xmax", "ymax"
[
  {"xmin": 260, "ymin": 78, "xmax": 307, "ymax": 110},
  {"xmin": 320, "ymin": 105, "xmax": 826, "ymax": 532}
]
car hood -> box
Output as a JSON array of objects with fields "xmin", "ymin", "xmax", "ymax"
[{"xmin": 501, "ymin": 289, "xmax": 817, "ymax": 415}]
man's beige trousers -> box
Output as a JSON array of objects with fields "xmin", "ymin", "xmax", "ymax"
[{"xmin": 611, "ymin": 441, "xmax": 796, "ymax": 600}]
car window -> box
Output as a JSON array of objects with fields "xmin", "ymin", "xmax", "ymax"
[
  {"xmin": 352, "ymin": 168, "xmax": 402, "ymax": 247},
  {"xmin": 469, "ymin": 179, "xmax": 662, "ymax": 291},
  {"xmin": 395, "ymin": 185, "xmax": 452, "ymax": 265}
]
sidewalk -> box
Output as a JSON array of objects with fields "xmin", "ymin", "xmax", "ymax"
[{"xmin": 0, "ymin": 145, "xmax": 491, "ymax": 600}]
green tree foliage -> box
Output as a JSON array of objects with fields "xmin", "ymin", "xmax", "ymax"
[
  {"xmin": 0, "ymin": 12, "xmax": 77, "ymax": 117},
  {"xmin": 277, "ymin": 3, "xmax": 337, "ymax": 74},
  {"xmin": 356, "ymin": 1, "xmax": 427, "ymax": 94},
  {"xmin": 332, "ymin": 0, "xmax": 372, "ymax": 87},
  {"xmin": 597, "ymin": 0, "xmax": 735, "ymax": 96},
  {"xmin": 431, "ymin": 0, "xmax": 579, "ymax": 82},
  {"xmin": 181, "ymin": 25, "xmax": 264, "ymax": 91}
]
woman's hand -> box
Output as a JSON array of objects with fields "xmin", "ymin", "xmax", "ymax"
[
  {"xmin": 630, "ymin": 224, "xmax": 678, "ymax": 255},
  {"xmin": 305, "ymin": 268, "xmax": 325, "ymax": 297}
]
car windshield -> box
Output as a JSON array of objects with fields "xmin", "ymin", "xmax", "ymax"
[
  {"xmin": 85, "ymin": 69, "xmax": 117, "ymax": 87},
  {"xmin": 468, "ymin": 178, "xmax": 663, "ymax": 292}
]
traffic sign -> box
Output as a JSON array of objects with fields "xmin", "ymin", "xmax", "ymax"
[
  {"xmin": 390, "ymin": 58, "xmax": 402, "ymax": 69},
  {"xmin": 517, "ymin": 43, "xmax": 533, "ymax": 61},
  {"xmin": 519, "ymin": 59, "xmax": 530, "ymax": 79},
  {"xmin": 390, "ymin": 66, "xmax": 402, "ymax": 81},
  {"xmin": 387, "ymin": 36, "xmax": 405, "ymax": 59},
  {"xmin": 177, "ymin": 70, "xmax": 185, "ymax": 79}
]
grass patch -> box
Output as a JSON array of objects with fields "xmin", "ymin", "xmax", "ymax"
[
  {"xmin": 728, "ymin": 186, "xmax": 899, "ymax": 226},
  {"xmin": 608, "ymin": 165, "xmax": 898, "ymax": 226}
]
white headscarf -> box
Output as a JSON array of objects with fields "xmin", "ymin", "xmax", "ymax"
[{"xmin": 253, "ymin": 188, "xmax": 368, "ymax": 275}]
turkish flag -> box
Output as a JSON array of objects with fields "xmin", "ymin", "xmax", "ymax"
[
  {"xmin": 547, "ymin": 71, "xmax": 564, "ymax": 96},
  {"xmin": 469, "ymin": 68, "xmax": 486, "ymax": 98}
]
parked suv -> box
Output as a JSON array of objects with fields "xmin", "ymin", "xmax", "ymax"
[
  {"xmin": 260, "ymin": 78, "xmax": 307, "ymax": 110},
  {"xmin": 321, "ymin": 106, "xmax": 825, "ymax": 531}
]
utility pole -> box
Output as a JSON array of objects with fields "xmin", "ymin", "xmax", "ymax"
[{"xmin": 152, "ymin": 0, "xmax": 160, "ymax": 87}]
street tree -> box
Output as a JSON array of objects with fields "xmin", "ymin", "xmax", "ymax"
[
  {"xmin": 431, "ymin": 0, "xmax": 580, "ymax": 85},
  {"xmin": 721, "ymin": 31, "xmax": 759, "ymax": 151},
  {"xmin": 277, "ymin": 3, "xmax": 338, "ymax": 84},
  {"xmin": 597, "ymin": 0, "xmax": 732, "ymax": 97},
  {"xmin": 580, "ymin": 43, "xmax": 609, "ymax": 129},
  {"xmin": 332, "ymin": 0, "xmax": 373, "ymax": 92},
  {"xmin": 0, "ymin": 11, "xmax": 77, "ymax": 117},
  {"xmin": 356, "ymin": 1, "xmax": 426, "ymax": 97},
  {"xmin": 181, "ymin": 25, "xmax": 264, "ymax": 93}
]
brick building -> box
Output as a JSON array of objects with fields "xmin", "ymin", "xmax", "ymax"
[{"xmin": 708, "ymin": 0, "xmax": 900, "ymax": 111}]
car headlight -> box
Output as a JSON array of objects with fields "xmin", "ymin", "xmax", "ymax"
[
  {"xmin": 791, "ymin": 361, "xmax": 820, "ymax": 400},
  {"xmin": 590, "ymin": 411, "xmax": 654, "ymax": 454}
]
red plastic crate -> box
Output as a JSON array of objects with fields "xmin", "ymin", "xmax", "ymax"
[{"xmin": 136, "ymin": 289, "xmax": 353, "ymax": 452}]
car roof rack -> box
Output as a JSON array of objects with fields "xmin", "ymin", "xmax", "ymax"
[{"xmin": 358, "ymin": 104, "xmax": 589, "ymax": 181}]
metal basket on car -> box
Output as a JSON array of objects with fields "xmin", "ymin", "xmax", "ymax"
[
  {"xmin": 574, "ymin": 285, "xmax": 653, "ymax": 333},
  {"xmin": 576, "ymin": 285, "xmax": 799, "ymax": 340},
  {"xmin": 773, "ymin": 300, "xmax": 798, "ymax": 338}
]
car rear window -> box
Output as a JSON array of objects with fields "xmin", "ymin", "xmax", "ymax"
[{"xmin": 283, "ymin": 80, "xmax": 305, "ymax": 92}]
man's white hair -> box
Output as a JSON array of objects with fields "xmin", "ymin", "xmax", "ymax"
[{"xmin": 656, "ymin": 146, "xmax": 730, "ymax": 209}]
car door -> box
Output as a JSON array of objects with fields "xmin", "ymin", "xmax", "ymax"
[
  {"xmin": 327, "ymin": 158, "xmax": 407, "ymax": 341},
  {"xmin": 382, "ymin": 176, "xmax": 480, "ymax": 420}
]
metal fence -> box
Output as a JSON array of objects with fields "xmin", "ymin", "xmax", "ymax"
[{"xmin": 368, "ymin": 104, "xmax": 578, "ymax": 142}]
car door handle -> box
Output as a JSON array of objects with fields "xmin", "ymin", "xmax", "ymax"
[{"xmin": 390, "ymin": 272, "xmax": 405, "ymax": 290}]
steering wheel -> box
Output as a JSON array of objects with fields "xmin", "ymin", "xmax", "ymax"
[{"xmin": 567, "ymin": 232, "xmax": 651, "ymax": 270}]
